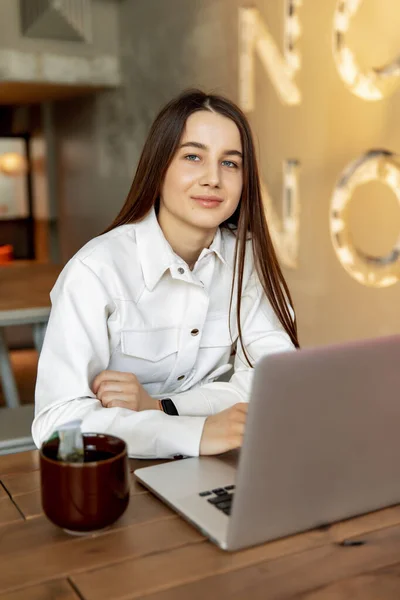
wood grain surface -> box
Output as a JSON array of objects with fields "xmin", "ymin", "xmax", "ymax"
[
  {"xmin": 0, "ymin": 262, "xmax": 61, "ymax": 312},
  {"xmin": 1, "ymin": 450, "xmax": 400, "ymax": 599}
]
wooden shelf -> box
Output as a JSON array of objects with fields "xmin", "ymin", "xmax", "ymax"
[{"xmin": 0, "ymin": 81, "xmax": 105, "ymax": 105}]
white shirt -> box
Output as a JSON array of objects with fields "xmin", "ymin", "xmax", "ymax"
[{"xmin": 33, "ymin": 208, "xmax": 294, "ymax": 458}]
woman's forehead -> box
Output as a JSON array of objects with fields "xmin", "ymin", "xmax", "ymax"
[{"xmin": 181, "ymin": 111, "xmax": 242, "ymax": 151}]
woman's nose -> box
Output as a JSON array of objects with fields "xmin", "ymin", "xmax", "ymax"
[{"xmin": 199, "ymin": 162, "xmax": 221, "ymax": 187}]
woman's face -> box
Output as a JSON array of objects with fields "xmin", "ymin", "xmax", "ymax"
[{"xmin": 159, "ymin": 110, "xmax": 243, "ymax": 234}]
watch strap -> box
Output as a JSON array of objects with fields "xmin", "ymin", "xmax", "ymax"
[{"xmin": 160, "ymin": 398, "xmax": 179, "ymax": 416}]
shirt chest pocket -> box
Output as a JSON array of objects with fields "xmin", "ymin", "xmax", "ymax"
[
  {"xmin": 199, "ymin": 317, "xmax": 233, "ymax": 350},
  {"xmin": 118, "ymin": 328, "xmax": 179, "ymax": 384}
]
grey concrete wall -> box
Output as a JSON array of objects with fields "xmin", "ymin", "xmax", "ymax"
[
  {"xmin": 0, "ymin": 0, "xmax": 121, "ymax": 87},
  {"xmin": 0, "ymin": 0, "xmax": 120, "ymax": 56},
  {"xmin": 54, "ymin": 0, "xmax": 240, "ymax": 257}
]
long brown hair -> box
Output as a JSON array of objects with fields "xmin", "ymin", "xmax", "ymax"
[{"xmin": 105, "ymin": 89, "xmax": 299, "ymax": 361}]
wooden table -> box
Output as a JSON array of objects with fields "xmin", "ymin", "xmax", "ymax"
[
  {"xmin": 2, "ymin": 451, "xmax": 400, "ymax": 599},
  {"xmin": 0, "ymin": 262, "xmax": 61, "ymax": 408}
]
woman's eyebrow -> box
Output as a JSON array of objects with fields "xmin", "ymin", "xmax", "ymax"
[
  {"xmin": 180, "ymin": 141, "xmax": 243, "ymax": 157},
  {"xmin": 180, "ymin": 141, "xmax": 207, "ymax": 150}
]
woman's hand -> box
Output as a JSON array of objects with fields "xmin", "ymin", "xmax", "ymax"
[
  {"xmin": 92, "ymin": 370, "xmax": 160, "ymax": 412},
  {"xmin": 200, "ymin": 403, "xmax": 248, "ymax": 455}
]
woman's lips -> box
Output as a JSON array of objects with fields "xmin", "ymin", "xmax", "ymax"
[{"xmin": 191, "ymin": 196, "xmax": 223, "ymax": 208}]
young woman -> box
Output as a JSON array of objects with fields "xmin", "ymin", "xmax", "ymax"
[{"xmin": 33, "ymin": 89, "xmax": 299, "ymax": 459}]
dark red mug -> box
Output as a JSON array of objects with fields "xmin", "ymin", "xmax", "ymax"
[{"xmin": 40, "ymin": 433, "xmax": 130, "ymax": 534}]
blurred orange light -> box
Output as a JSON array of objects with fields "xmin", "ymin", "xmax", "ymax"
[{"xmin": 0, "ymin": 152, "xmax": 28, "ymax": 176}]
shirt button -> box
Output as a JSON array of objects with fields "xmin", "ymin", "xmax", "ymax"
[
  {"xmin": 191, "ymin": 329, "xmax": 199, "ymax": 336},
  {"xmin": 178, "ymin": 267, "xmax": 185, "ymax": 274},
  {"xmin": 177, "ymin": 375, "xmax": 185, "ymax": 381}
]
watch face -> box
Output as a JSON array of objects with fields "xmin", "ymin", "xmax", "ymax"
[{"xmin": 161, "ymin": 399, "xmax": 178, "ymax": 415}]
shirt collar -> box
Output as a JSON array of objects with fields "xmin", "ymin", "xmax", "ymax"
[
  {"xmin": 197, "ymin": 226, "xmax": 227, "ymax": 266},
  {"xmin": 134, "ymin": 208, "xmax": 227, "ymax": 291}
]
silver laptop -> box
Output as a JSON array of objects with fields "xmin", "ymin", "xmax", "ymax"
[{"xmin": 135, "ymin": 334, "xmax": 400, "ymax": 551}]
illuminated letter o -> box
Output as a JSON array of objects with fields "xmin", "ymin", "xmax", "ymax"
[{"xmin": 330, "ymin": 149, "xmax": 400, "ymax": 288}]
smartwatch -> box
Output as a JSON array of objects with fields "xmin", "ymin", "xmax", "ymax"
[{"xmin": 160, "ymin": 398, "xmax": 179, "ymax": 416}]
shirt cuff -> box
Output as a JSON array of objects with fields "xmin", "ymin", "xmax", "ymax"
[{"xmin": 155, "ymin": 415, "xmax": 206, "ymax": 458}]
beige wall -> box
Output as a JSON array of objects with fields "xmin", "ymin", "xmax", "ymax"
[
  {"xmin": 52, "ymin": 0, "xmax": 400, "ymax": 348},
  {"xmin": 244, "ymin": 0, "xmax": 400, "ymax": 346}
]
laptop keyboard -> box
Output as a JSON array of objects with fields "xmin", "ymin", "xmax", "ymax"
[{"xmin": 199, "ymin": 485, "xmax": 235, "ymax": 515}]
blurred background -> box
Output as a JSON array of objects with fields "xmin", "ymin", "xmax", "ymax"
[{"xmin": 0, "ymin": 0, "xmax": 399, "ymax": 448}]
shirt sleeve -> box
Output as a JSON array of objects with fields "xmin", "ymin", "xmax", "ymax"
[
  {"xmin": 171, "ymin": 272, "xmax": 296, "ymax": 417},
  {"xmin": 32, "ymin": 258, "xmax": 206, "ymax": 459}
]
